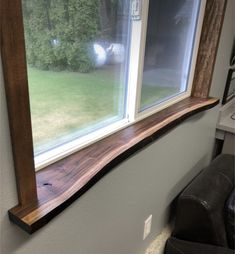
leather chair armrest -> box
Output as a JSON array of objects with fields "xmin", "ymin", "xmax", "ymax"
[
  {"xmin": 165, "ymin": 237, "xmax": 234, "ymax": 254},
  {"xmin": 173, "ymin": 154, "xmax": 234, "ymax": 247}
]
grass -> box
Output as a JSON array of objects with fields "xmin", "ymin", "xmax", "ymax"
[
  {"xmin": 28, "ymin": 66, "xmax": 177, "ymax": 152},
  {"xmin": 140, "ymin": 85, "xmax": 178, "ymax": 110}
]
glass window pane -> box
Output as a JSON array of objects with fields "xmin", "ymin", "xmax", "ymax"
[
  {"xmin": 140, "ymin": 0, "xmax": 201, "ymax": 111},
  {"xmin": 22, "ymin": 0, "xmax": 131, "ymax": 155}
]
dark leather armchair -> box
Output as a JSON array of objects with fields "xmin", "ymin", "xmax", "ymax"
[{"xmin": 165, "ymin": 154, "xmax": 235, "ymax": 254}]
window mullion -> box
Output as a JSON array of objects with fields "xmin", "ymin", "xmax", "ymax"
[{"xmin": 126, "ymin": 0, "xmax": 150, "ymax": 122}]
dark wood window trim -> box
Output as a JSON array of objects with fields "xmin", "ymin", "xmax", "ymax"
[{"xmin": 1, "ymin": 0, "xmax": 226, "ymax": 234}]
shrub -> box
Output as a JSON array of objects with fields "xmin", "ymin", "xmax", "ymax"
[{"xmin": 22, "ymin": 0, "xmax": 99, "ymax": 72}]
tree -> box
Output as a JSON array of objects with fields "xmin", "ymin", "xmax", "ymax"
[
  {"xmin": 99, "ymin": 0, "xmax": 118, "ymax": 41},
  {"xmin": 22, "ymin": 0, "xmax": 100, "ymax": 72}
]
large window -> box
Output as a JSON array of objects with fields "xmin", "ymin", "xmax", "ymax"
[
  {"xmin": 21, "ymin": 0, "xmax": 204, "ymax": 168},
  {"xmin": 3, "ymin": 0, "xmax": 226, "ymax": 233}
]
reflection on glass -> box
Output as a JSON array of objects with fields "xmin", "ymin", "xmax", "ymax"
[
  {"xmin": 22, "ymin": 0, "xmax": 131, "ymax": 155},
  {"xmin": 140, "ymin": 0, "xmax": 201, "ymax": 111}
]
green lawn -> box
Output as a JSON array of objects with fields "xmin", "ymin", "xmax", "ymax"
[{"xmin": 28, "ymin": 66, "xmax": 176, "ymax": 153}]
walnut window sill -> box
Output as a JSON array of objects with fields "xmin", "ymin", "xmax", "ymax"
[{"xmin": 8, "ymin": 97, "xmax": 219, "ymax": 234}]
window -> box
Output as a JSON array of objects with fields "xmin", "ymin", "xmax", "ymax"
[
  {"xmin": 21, "ymin": 0, "xmax": 204, "ymax": 169},
  {"xmin": 140, "ymin": 0, "xmax": 200, "ymax": 111},
  {"xmin": 2, "ymin": 0, "xmax": 226, "ymax": 233},
  {"xmin": 22, "ymin": 0, "xmax": 132, "ymax": 167}
]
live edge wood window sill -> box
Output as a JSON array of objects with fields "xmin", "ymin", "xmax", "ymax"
[
  {"xmin": 1, "ymin": 0, "xmax": 226, "ymax": 234},
  {"xmin": 8, "ymin": 97, "xmax": 219, "ymax": 234}
]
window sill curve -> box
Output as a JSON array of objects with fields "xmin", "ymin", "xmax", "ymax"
[{"xmin": 8, "ymin": 96, "xmax": 219, "ymax": 234}]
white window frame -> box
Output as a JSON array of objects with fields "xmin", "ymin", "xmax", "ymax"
[{"xmin": 35, "ymin": 0, "xmax": 207, "ymax": 170}]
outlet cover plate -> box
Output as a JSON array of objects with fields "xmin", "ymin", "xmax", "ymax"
[{"xmin": 143, "ymin": 215, "xmax": 152, "ymax": 240}]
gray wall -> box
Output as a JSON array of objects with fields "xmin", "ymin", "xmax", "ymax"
[{"xmin": 0, "ymin": 1, "xmax": 234, "ymax": 253}]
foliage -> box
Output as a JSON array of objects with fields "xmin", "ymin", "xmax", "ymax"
[{"xmin": 22, "ymin": 0, "xmax": 100, "ymax": 72}]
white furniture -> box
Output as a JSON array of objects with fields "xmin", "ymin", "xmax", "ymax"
[{"xmin": 216, "ymin": 98, "xmax": 235, "ymax": 155}]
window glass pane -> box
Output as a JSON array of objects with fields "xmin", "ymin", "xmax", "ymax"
[
  {"xmin": 22, "ymin": 0, "xmax": 131, "ymax": 155},
  {"xmin": 140, "ymin": 0, "xmax": 201, "ymax": 111}
]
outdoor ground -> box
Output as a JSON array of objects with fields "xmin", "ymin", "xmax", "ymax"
[{"xmin": 28, "ymin": 66, "xmax": 177, "ymax": 153}]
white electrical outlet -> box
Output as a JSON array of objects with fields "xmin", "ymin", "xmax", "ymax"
[{"xmin": 143, "ymin": 214, "xmax": 152, "ymax": 240}]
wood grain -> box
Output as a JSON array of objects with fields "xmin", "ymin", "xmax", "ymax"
[
  {"xmin": 1, "ymin": 0, "xmax": 226, "ymax": 234},
  {"xmin": 8, "ymin": 97, "xmax": 219, "ymax": 233},
  {"xmin": 1, "ymin": 0, "xmax": 37, "ymax": 205},
  {"xmin": 192, "ymin": 0, "xmax": 227, "ymax": 98}
]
